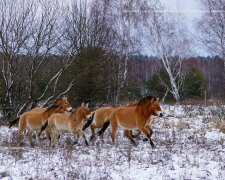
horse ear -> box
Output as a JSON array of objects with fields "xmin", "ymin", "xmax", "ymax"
[
  {"xmin": 54, "ymin": 99, "xmax": 62, "ymax": 105},
  {"xmin": 86, "ymin": 103, "xmax": 89, "ymax": 107},
  {"xmin": 151, "ymin": 98, "xmax": 155, "ymax": 102},
  {"xmin": 62, "ymin": 96, "xmax": 68, "ymax": 101},
  {"xmin": 81, "ymin": 102, "xmax": 85, "ymax": 106},
  {"xmin": 156, "ymin": 98, "xmax": 159, "ymax": 101}
]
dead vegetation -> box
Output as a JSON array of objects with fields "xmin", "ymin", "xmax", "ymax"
[{"xmin": 0, "ymin": 104, "xmax": 224, "ymax": 179}]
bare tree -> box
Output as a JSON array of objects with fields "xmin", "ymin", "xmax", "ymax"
[
  {"xmin": 103, "ymin": 0, "xmax": 146, "ymax": 103},
  {"xmin": 0, "ymin": 0, "xmax": 74, "ymax": 118},
  {"xmin": 141, "ymin": 1, "xmax": 190, "ymax": 102},
  {"xmin": 196, "ymin": 0, "xmax": 225, "ymax": 96}
]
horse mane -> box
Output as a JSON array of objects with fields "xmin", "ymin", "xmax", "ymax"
[
  {"xmin": 137, "ymin": 95, "xmax": 156, "ymax": 106},
  {"xmin": 71, "ymin": 108, "xmax": 78, "ymax": 116},
  {"xmin": 45, "ymin": 104, "xmax": 60, "ymax": 111}
]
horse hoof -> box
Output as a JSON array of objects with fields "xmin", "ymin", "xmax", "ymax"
[
  {"xmin": 143, "ymin": 138, "xmax": 148, "ymax": 142},
  {"xmin": 90, "ymin": 135, "xmax": 95, "ymax": 141},
  {"xmin": 85, "ymin": 141, "xmax": 89, "ymax": 146},
  {"xmin": 30, "ymin": 143, "xmax": 34, "ymax": 148}
]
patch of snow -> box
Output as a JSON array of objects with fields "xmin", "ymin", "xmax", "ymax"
[{"xmin": 0, "ymin": 105, "xmax": 224, "ymax": 179}]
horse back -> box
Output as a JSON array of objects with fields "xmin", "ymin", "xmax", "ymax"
[
  {"xmin": 94, "ymin": 107, "xmax": 114, "ymax": 127},
  {"xmin": 48, "ymin": 113, "xmax": 70, "ymax": 131}
]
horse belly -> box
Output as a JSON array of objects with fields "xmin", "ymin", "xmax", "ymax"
[
  {"xmin": 55, "ymin": 122, "xmax": 70, "ymax": 133},
  {"xmin": 27, "ymin": 123, "xmax": 41, "ymax": 131},
  {"xmin": 27, "ymin": 118, "xmax": 42, "ymax": 130},
  {"xmin": 117, "ymin": 118, "xmax": 137, "ymax": 130}
]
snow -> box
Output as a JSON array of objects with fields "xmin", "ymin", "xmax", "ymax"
[{"xmin": 0, "ymin": 105, "xmax": 225, "ymax": 179}]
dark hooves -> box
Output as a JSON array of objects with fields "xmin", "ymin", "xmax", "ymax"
[
  {"xmin": 85, "ymin": 141, "xmax": 89, "ymax": 146},
  {"xmin": 130, "ymin": 138, "xmax": 137, "ymax": 146},
  {"xmin": 30, "ymin": 143, "xmax": 34, "ymax": 148},
  {"xmin": 150, "ymin": 141, "xmax": 156, "ymax": 149},
  {"xmin": 143, "ymin": 138, "xmax": 148, "ymax": 142},
  {"xmin": 90, "ymin": 135, "xmax": 95, "ymax": 141}
]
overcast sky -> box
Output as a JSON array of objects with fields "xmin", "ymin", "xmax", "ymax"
[
  {"xmin": 152, "ymin": 0, "xmax": 209, "ymax": 56},
  {"xmin": 161, "ymin": 0, "xmax": 202, "ymax": 28}
]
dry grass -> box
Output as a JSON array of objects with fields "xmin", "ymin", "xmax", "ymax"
[
  {"xmin": 214, "ymin": 121, "xmax": 225, "ymax": 134},
  {"xmin": 0, "ymin": 104, "xmax": 225, "ymax": 179}
]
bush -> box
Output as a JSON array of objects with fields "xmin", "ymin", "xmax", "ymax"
[{"xmin": 182, "ymin": 68, "xmax": 205, "ymax": 99}]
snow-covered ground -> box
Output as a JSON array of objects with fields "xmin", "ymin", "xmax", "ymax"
[{"xmin": 0, "ymin": 105, "xmax": 225, "ymax": 179}]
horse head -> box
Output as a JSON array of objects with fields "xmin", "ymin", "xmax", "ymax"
[
  {"xmin": 77, "ymin": 102, "xmax": 92, "ymax": 120},
  {"xmin": 53, "ymin": 96, "xmax": 73, "ymax": 113}
]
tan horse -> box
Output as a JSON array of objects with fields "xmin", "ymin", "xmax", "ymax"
[
  {"xmin": 83, "ymin": 103, "xmax": 143, "ymax": 142},
  {"xmin": 41, "ymin": 103, "xmax": 91, "ymax": 146},
  {"xmin": 9, "ymin": 104, "xmax": 66, "ymax": 128},
  {"xmin": 16, "ymin": 96, "xmax": 72, "ymax": 146},
  {"xmin": 98, "ymin": 96, "xmax": 163, "ymax": 147},
  {"xmin": 9, "ymin": 105, "xmax": 67, "ymax": 142}
]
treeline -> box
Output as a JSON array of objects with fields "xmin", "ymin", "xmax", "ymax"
[
  {"xmin": 0, "ymin": 0, "xmax": 225, "ymax": 120},
  {"xmin": 126, "ymin": 55, "xmax": 225, "ymax": 101},
  {"xmin": 0, "ymin": 0, "xmax": 130, "ymax": 119}
]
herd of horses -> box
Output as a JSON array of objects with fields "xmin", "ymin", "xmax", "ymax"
[{"xmin": 8, "ymin": 95, "xmax": 163, "ymax": 148}]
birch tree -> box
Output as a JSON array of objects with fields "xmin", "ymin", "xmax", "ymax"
[
  {"xmin": 142, "ymin": 1, "xmax": 190, "ymax": 102},
  {"xmin": 104, "ymin": 0, "xmax": 146, "ymax": 103},
  {"xmin": 0, "ymin": 0, "xmax": 74, "ymax": 118},
  {"xmin": 196, "ymin": 0, "xmax": 225, "ymax": 96}
]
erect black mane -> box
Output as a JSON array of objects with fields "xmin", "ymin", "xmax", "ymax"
[{"xmin": 138, "ymin": 95, "xmax": 156, "ymax": 105}]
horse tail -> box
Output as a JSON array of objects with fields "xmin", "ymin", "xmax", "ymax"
[
  {"xmin": 98, "ymin": 120, "xmax": 110, "ymax": 136},
  {"xmin": 9, "ymin": 116, "xmax": 20, "ymax": 128},
  {"xmin": 82, "ymin": 112, "xmax": 95, "ymax": 131},
  {"xmin": 38, "ymin": 120, "xmax": 48, "ymax": 137}
]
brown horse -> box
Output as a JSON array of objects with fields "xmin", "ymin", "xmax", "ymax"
[
  {"xmin": 98, "ymin": 96, "xmax": 163, "ymax": 147},
  {"xmin": 41, "ymin": 103, "xmax": 91, "ymax": 146},
  {"xmin": 16, "ymin": 96, "xmax": 72, "ymax": 146},
  {"xmin": 9, "ymin": 104, "xmax": 66, "ymax": 128},
  {"xmin": 88, "ymin": 107, "xmax": 115, "ymax": 141},
  {"xmin": 9, "ymin": 105, "xmax": 67, "ymax": 142},
  {"xmin": 83, "ymin": 102, "xmax": 146, "ymax": 142}
]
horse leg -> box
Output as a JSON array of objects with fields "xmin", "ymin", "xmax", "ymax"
[
  {"xmin": 51, "ymin": 130, "xmax": 59, "ymax": 146},
  {"xmin": 124, "ymin": 130, "xmax": 137, "ymax": 146},
  {"xmin": 90, "ymin": 124, "xmax": 96, "ymax": 141},
  {"xmin": 78, "ymin": 130, "xmax": 88, "ymax": 146},
  {"xmin": 44, "ymin": 127, "xmax": 51, "ymax": 144},
  {"xmin": 138, "ymin": 126, "xmax": 155, "ymax": 148},
  {"xmin": 35, "ymin": 131, "xmax": 41, "ymax": 142},
  {"xmin": 111, "ymin": 120, "xmax": 118, "ymax": 145},
  {"xmin": 74, "ymin": 132, "xmax": 79, "ymax": 144},
  {"xmin": 16, "ymin": 116, "xmax": 27, "ymax": 143},
  {"xmin": 27, "ymin": 129, "xmax": 34, "ymax": 147},
  {"xmin": 100, "ymin": 131, "xmax": 105, "ymax": 143},
  {"xmin": 132, "ymin": 130, "xmax": 141, "ymax": 138},
  {"xmin": 146, "ymin": 125, "xmax": 153, "ymax": 136},
  {"xmin": 143, "ymin": 125, "xmax": 153, "ymax": 142}
]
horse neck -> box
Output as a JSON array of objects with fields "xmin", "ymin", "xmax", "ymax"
[
  {"xmin": 43, "ymin": 106, "xmax": 60, "ymax": 119},
  {"xmin": 71, "ymin": 108, "xmax": 84, "ymax": 124},
  {"xmin": 137, "ymin": 101, "xmax": 152, "ymax": 119}
]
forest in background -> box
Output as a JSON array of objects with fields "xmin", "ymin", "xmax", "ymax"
[{"xmin": 0, "ymin": 0, "xmax": 225, "ymax": 120}]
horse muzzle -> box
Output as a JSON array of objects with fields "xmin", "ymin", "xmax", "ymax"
[
  {"xmin": 67, "ymin": 107, "xmax": 73, "ymax": 113},
  {"xmin": 156, "ymin": 111, "xmax": 163, "ymax": 117}
]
